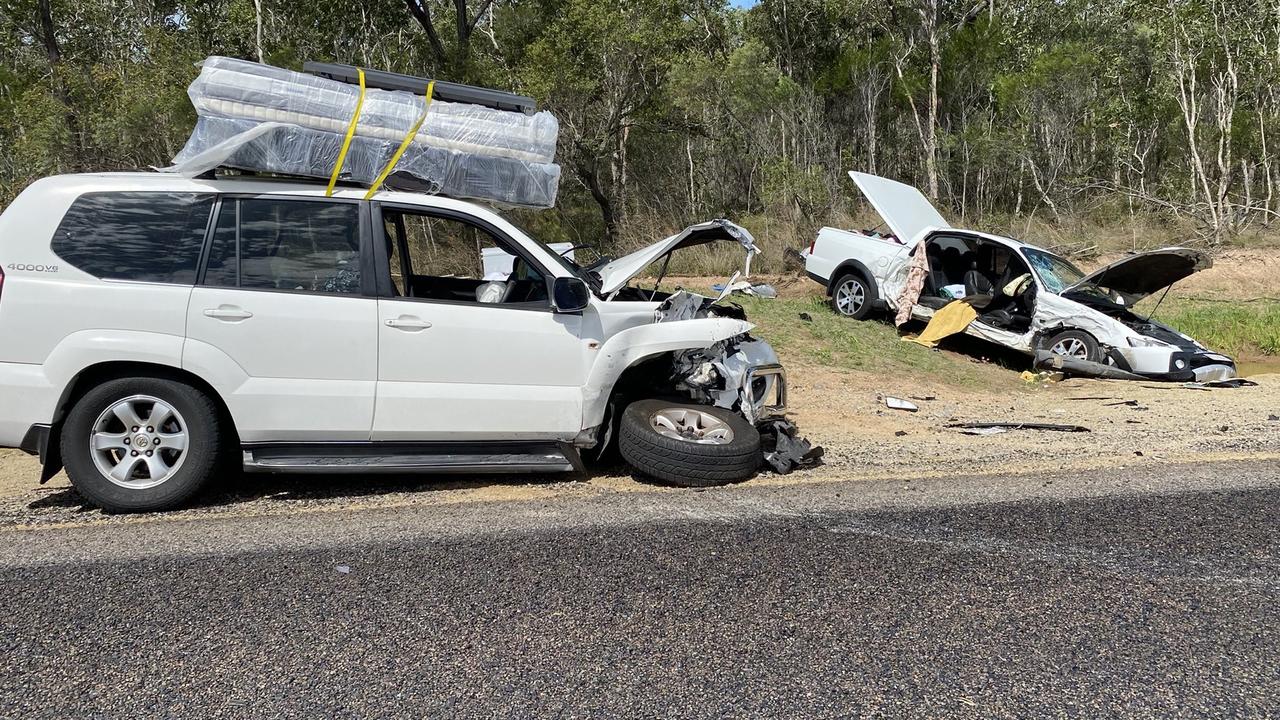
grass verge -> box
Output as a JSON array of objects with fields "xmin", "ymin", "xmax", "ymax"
[
  {"xmin": 728, "ymin": 295, "xmax": 1017, "ymax": 388},
  {"xmin": 1150, "ymin": 299, "xmax": 1280, "ymax": 357}
]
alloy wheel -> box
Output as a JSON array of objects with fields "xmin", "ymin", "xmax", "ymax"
[
  {"xmin": 650, "ymin": 408, "xmax": 735, "ymax": 445},
  {"xmin": 1050, "ymin": 337, "xmax": 1090, "ymax": 359},
  {"xmin": 89, "ymin": 394, "xmax": 190, "ymax": 490},
  {"xmin": 835, "ymin": 279, "xmax": 866, "ymax": 315}
]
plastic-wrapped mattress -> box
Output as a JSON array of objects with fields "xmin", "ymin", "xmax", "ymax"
[
  {"xmin": 163, "ymin": 57, "xmax": 561, "ymax": 208},
  {"xmin": 170, "ymin": 116, "xmax": 561, "ymax": 208}
]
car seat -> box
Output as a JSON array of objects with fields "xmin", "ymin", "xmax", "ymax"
[
  {"xmin": 963, "ymin": 261, "xmax": 995, "ymax": 296},
  {"xmin": 978, "ymin": 272, "xmax": 1036, "ymax": 331},
  {"xmin": 925, "ymin": 244, "xmax": 947, "ymax": 295}
]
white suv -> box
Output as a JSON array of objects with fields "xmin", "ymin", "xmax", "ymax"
[{"xmin": 0, "ymin": 172, "xmax": 791, "ymax": 511}]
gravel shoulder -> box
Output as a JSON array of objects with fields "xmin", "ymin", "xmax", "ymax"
[{"xmin": 0, "ymin": 368, "xmax": 1276, "ymax": 531}]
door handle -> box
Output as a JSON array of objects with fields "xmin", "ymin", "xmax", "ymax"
[
  {"xmin": 385, "ymin": 316, "xmax": 432, "ymax": 331},
  {"xmin": 204, "ymin": 306, "xmax": 254, "ymax": 321}
]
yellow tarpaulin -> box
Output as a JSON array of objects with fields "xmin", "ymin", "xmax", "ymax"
[{"xmin": 905, "ymin": 300, "xmax": 978, "ymax": 348}]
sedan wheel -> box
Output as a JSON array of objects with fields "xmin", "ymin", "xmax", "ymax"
[
  {"xmin": 836, "ymin": 280, "xmax": 865, "ymax": 314},
  {"xmin": 1049, "ymin": 337, "xmax": 1090, "ymax": 359},
  {"xmin": 1043, "ymin": 329, "xmax": 1103, "ymax": 364},
  {"xmin": 830, "ymin": 273, "xmax": 873, "ymax": 320}
]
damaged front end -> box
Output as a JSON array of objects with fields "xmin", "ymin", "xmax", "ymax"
[{"xmin": 659, "ymin": 291, "xmax": 822, "ymax": 473}]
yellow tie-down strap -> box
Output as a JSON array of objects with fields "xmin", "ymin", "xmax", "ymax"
[
  {"xmin": 364, "ymin": 81, "xmax": 435, "ymax": 200},
  {"xmin": 325, "ymin": 68, "xmax": 367, "ymax": 197}
]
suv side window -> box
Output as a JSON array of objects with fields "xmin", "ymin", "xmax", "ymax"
[
  {"xmin": 381, "ymin": 207, "xmax": 549, "ymax": 306},
  {"xmin": 51, "ymin": 192, "xmax": 214, "ymax": 284},
  {"xmin": 204, "ymin": 197, "xmax": 362, "ymax": 295}
]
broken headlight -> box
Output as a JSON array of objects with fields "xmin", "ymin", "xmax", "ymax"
[{"xmin": 1127, "ymin": 335, "xmax": 1173, "ymax": 348}]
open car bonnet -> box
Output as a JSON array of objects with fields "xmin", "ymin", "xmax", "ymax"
[
  {"xmin": 848, "ymin": 171, "xmax": 951, "ymax": 244},
  {"xmin": 1062, "ymin": 247, "xmax": 1211, "ymax": 302},
  {"xmin": 595, "ymin": 219, "xmax": 760, "ymax": 296}
]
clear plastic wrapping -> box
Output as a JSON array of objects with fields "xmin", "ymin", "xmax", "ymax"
[
  {"xmin": 170, "ymin": 117, "xmax": 561, "ymax": 208},
  {"xmin": 163, "ymin": 57, "xmax": 561, "ymax": 208}
]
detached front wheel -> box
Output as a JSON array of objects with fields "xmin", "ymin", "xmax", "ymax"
[{"xmin": 619, "ymin": 400, "xmax": 761, "ymax": 488}]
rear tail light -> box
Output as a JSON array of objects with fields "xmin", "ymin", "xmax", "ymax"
[
  {"xmin": 808, "ymin": 238, "xmax": 817, "ymax": 255},
  {"xmin": 0, "ymin": 264, "xmax": 5, "ymax": 302}
]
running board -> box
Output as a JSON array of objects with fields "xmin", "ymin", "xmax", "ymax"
[{"xmin": 241, "ymin": 442, "xmax": 581, "ymax": 474}]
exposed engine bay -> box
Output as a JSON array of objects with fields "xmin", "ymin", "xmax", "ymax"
[
  {"xmin": 1065, "ymin": 292, "xmax": 1202, "ymax": 350},
  {"xmin": 658, "ymin": 291, "xmax": 823, "ymax": 473}
]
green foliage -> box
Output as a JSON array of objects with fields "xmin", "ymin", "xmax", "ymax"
[
  {"xmin": 730, "ymin": 296, "xmax": 1007, "ymax": 386},
  {"xmin": 1, "ymin": 0, "xmax": 1278, "ymax": 255},
  {"xmin": 1158, "ymin": 301, "xmax": 1280, "ymax": 357}
]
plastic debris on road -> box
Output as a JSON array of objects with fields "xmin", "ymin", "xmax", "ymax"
[
  {"xmin": 758, "ymin": 418, "xmax": 824, "ymax": 474},
  {"xmin": 948, "ymin": 421, "xmax": 1091, "ymax": 434},
  {"xmin": 884, "ymin": 396, "xmax": 919, "ymax": 412}
]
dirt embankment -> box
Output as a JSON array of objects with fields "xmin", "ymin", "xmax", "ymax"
[
  {"xmin": 788, "ymin": 364, "xmax": 1280, "ymax": 479},
  {"xmin": 1117, "ymin": 248, "xmax": 1280, "ymax": 301}
]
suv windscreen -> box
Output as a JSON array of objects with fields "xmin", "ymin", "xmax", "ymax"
[{"xmin": 51, "ymin": 192, "xmax": 214, "ymax": 284}]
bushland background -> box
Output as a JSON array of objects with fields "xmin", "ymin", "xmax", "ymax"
[{"xmin": 1, "ymin": 0, "xmax": 1278, "ymax": 358}]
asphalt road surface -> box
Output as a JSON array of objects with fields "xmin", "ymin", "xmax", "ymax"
[{"xmin": 1, "ymin": 460, "xmax": 1276, "ymax": 718}]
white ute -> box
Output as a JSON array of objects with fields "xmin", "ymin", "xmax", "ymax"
[
  {"xmin": 802, "ymin": 171, "xmax": 1237, "ymax": 382},
  {"xmin": 0, "ymin": 172, "xmax": 795, "ymax": 511}
]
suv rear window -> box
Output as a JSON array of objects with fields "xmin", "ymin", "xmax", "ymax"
[{"xmin": 52, "ymin": 192, "xmax": 214, "ymax": 284}]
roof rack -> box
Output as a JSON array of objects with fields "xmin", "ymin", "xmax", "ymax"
[{"xmin": 302, "ymin": 61, "xmax": 538, "ymax": 115}]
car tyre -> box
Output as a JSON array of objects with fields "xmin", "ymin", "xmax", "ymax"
[
  {"xmin": 830, "ymin": 273, "xmax": 873, "ymax": 320},
  {"xmin": 618, "ymin": 399, "xmax": 761, "ymax": 488},
  {"xmin": 1043, "ymin": 329, "xmax": 1103, "ymax": 363},
  {"xmin": 60, "ymin": 377, "xmax": 225, "ymax": 513}
]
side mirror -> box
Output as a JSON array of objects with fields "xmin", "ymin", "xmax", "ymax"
[{"xmin": 551, "ymin": 276, "xmax": 591, "ymax": 313}]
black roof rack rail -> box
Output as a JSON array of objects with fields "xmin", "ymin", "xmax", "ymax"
[{"xmin": 303, "ymin": 61, "xmax": 538, "ymax": 115}]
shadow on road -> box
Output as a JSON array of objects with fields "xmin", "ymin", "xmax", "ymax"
[{"xmin": 25, "ymin": 464, "xmax": 618, "ymax": 516}]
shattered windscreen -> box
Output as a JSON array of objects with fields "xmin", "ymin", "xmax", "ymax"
[{"xmin": 1024, "ymin": 248, "xmax": 1085, "ymax": 294}]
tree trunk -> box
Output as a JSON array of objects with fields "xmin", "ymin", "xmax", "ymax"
[
  {"xmin": 252, "ymin": 0, "xmax": 265, "ymax": 63},
  {"xmin": 36, "ymin": 0, "xmax": 81, "ymax": 167},
  {"xmin": 577, "ymin": 158, "xmax": 619, "ymax": 244},
  {"xmin": 453, "ymin": 0, "xmax": 471, "ymax": 80},
  {"xmin": 1173, "ymin": 37, "xmax": 1221, "ymax": 241},
  {"xmin": 37, "ymin": 0, "xmax": 61, "ymax": 65},
  {"xmin": 924, "ymin": 0, "xmax": 941, "ymax": 201},
  {"xmin": 686, "ymin": 135, "xmax": 696, "ymax": 211}
]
